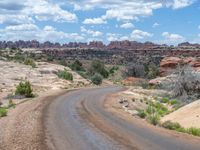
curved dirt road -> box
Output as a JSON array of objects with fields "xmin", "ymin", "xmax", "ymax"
[{"xmin": 44, "ymin": 87, "xmax": 200, "ymax": 150}]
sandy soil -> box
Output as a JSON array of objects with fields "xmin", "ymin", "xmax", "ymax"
[
  {"xmin": 162, "ymin": 100, "xmax": 200, "ymax": 128},
  {"xmin": 110, "ymin": 86, "xmax": 169, "ymax": 115},
  {"xmin": 0, "ymin": 89, "xmax": 67, "ymax": 150}
]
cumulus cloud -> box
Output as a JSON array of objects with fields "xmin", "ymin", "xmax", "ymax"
[
  {"xmin": 162, "ymin": 32, "xmax": 185, "ymax": 44},
  {"xmin": 83, "ymin": 18, "xmax": 107, "ymax": 24},
  {"xmin": 0, "ymin": 0, "xmax": 77, "ymax": 25},
  {"xmin": 71, "ymin": 0, "xmax": 195, "ymax": 22},
  {"xmin": 0, "ymin": 24, "xmax": 84, "ymax": 42},
  {"xmin": 120, "ymin": 23, "xmax": 134, "ymax": 29},
  {"xmin": 107, "ymin": 33, "xmax": 121, "ymax": 41},
  {"xmin": 81, "ymin": 26, "xmax": 103, "ymax": 37},
  {"xmin": 168, "ymin": 0, "xmax": 196, "ymax": 9},
  {"xmin": 0, "ymin": 15, "xmax": 34, "ymax": 25},
  {"xmin": 152, "ymin": 22, "xmax": 159, "ymax": 28},
  {"xmin": 27, "ymin": 0, "xmax": 77, "ymax": 23},
  {"xmin": 131, "ymin": 29, "xmax": 153, "ymax": 39},
  {"xmin": 107, "ymin": 29, "xmax": 152, "ymax": 41}
]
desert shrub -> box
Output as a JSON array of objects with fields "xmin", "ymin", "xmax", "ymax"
[
  {"xmin": 137, "ymin": 110, "xmax": 147, "ymax": 118},
  {"xmin": 125, "ymin": 62, "xmax": 159, "ymax": 79},
  {"xmin": 15, "ymin": 81, "xmax": 34, "ymax": 98},
  {"xmin": 59, "ymin": 59, "xmax": 67, "ymax": 66},
  {"xmin": 109, "ymin": 66, "xmax": 119, "ymax": 74},
  {"xmin": 162, "ymin": 121, "xmax": 200, "ymax": 137},
  {"xmin": 145, "ymin": 64, "xmax": 160, "ymax": 79},
  {"xmin": 91, "ymin": 73, "xmax": 103, "ymax": 85},
  {"xmin": 187, "ymin": 127, "xmax": 200, "ymax": 136},
  {"xmin": 24, "ymin": 58, "xmax": 36, "ymax": 68},
  {"xmin": 47, "ymin": 55, "xmax": 54, "ymax": 62},
  {"xmin": 139, "ymin": 100, "xmax": 168, "ymax": 125},
  {"xmin": 89, "ymin": 60, "xmax": 109, "ymax": 78},
  {"xmin": 70, "ymin": 60, "xmax": 85, "ymax": 71},
  {"xmin": 162, "ymin": 121, "xmax": 181, "ymax": 130},
  {"xmin": 0, "ymin": 108, "xmax": 7, "ymax": 117},
  {"xmin": 162, "ymin": 65, "xmax": 200, "ymax": 103},
  {"xmin": 13, "ymin": 52, "xmax": 25, "ymax": 62},
  {"xmin": 57, "ymin": 70, "xmax": 73, "ymax": 81},
  {"xmin": 170, "ymin": 99, "xmax": 178, "ymax": 105},
  {"xmin": 161, "ymin": 97, "xmax": 170, "ymax": 103},
  {"xmin": 125, "ymin": 63, "xmax": 145, "ymax": 78},
  {"xmin": 147, "ymin": 114, "xmax": 160, "ymax": 125}
]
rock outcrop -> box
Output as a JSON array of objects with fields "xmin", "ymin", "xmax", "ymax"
[
  {"xmin": 0, "ymin": 61, "xmax": 90, "ymax": 102},
  {"xmin": 160, "ymin": 57, "xmax": 200, "ymax": 76}
]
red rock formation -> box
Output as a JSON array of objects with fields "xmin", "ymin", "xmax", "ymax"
[{"xmin": 160, "ymin": 57, "xmax": 200, "ymax": 76}]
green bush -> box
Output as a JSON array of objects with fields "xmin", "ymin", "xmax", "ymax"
[
  {"xmin": 24, "ymin": 58, "xmax": 36, "ymax": 68},
  {"xmin": 146, "ymin": 64, "xmax": 160, "ymax": 79},
  {"xmin": 57, "ymin": 70, "xmax": 73, "ymax": 81},
  {"xmin": 15, "ymin": 81, "xmax": 34, "ymax": 98},
  {"xmin": 70, "ymin": 60, "xmax": 85, "ymax": 71},
  {"xmin": 161, "ymin": 97, "xmax": 170, "ymax": 103},
  {"xmin": 162, "ymin": 121, "xmax": 181, "ymax": 130},
  {"xmin": 91, "ymin": 73, "xmax": 103, "ymax": 85},
  {"xmin": 109, "ymin": 66, "xmax": 119, "ymax": 74},
  {"xmin": 0, "ymin": 108, "xmax": 7, "ymax": 117},
  {"xmin": 137, "ymin": 110, "xmax": 147, "ymax": 118},
  {"xmin": 147, "ymin": 114, "xmax": 160, "ymax": 125},
  {"xmin": 59, "ymin": 59, "xmax": 67, "ymax": 66},
  {"xmin": 187, "ymin": 127, "xmax": 200, "ymax": 136},
  {"xmin": 47, "ymin": 56, "xmax": 54, "ymax": 62},
  {"xmin": 170, "ymin": 99, "xmax": 178, "ymax": 105},
  {"xmin": 162, "ymin": 121, "xmax": 200, "ymax": 137},
  {"xmin": 89, "ymin": 60, "xmax": 109, "ymax": 78}
]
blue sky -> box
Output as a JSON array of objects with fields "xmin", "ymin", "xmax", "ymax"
[{"xmin": 0, "ymin": 0, "xmax": 199, "ymax": 45}]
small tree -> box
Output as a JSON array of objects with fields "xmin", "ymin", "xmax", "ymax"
[
  {"xmin": 89, "ymin": 60, "xmax": 109, "ymax": 78},
  {"xmin": 91, "ymin": 73, "xmax": 103, "ymax": 85},
  {"xmin": 125, "ymin": 63, "xmax": 145, "ymax": 78},
  {"xmin": 70, "ymin": 60, "xmax": 85, "ymax": 71},
  {"xmin": 15, "ymin": 81, "xmax": 34, "ymax": 98}
]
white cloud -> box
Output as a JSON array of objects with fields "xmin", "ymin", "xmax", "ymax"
[
  {"xmin": 0, "ymin": 0, "xmax": 77, "ymax": 25},
  {"xmin": 81, "ymin": 26, "xmax": 103, "ymax": 37},
  {"xmin": 131, "ymin": 29, "xmax": 153, "ymax": 39},
  {"xmin": 0, "ymin": 24, "xmax": 84, "ymax": 42},
  {"xmin": 5, "ymin": 24, "xmax": 39, "ymax": 31},
  {"xmin": 107, "ymin": 33, "xmax": 121, "ymax": 41},
  {"xmin": 29, "ymin": 1, "xmax": 77, "ymax": 22},
  {"xmin": 0, "ymin": 15, "xmax": 34, "ymax": 25},
  {"xmin": 162, "ymin": 32, "xmax": 185, "ymax": 44},
  {"xmin": 71, "ymin": 0, "xmax": 195, "ymax": 22},
  {"xmin": 120, "ymin": 23, "xmax": 134, "ymax": 29},
  {"xmin": 169, "ymin": 0, "xmax": 196, "ymax": 9},
  {"xmin": 83, "ymin": 18, "xmax": 107, "ymax": 24},
  {"xmin": 152, "ymin": 22, "xmax": 159, "ymax": 28}
]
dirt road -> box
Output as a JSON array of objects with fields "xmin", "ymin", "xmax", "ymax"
[{"xmin": 44, "ymin": 87, "xmax": 200, "ymax": 150}]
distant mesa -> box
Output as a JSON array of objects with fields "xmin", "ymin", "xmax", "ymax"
[{"xmin": 1, "ymin": 40, "xmax": 200, "ymax": 50}]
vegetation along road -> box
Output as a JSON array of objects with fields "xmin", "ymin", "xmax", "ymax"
[{"xmin": 43, "ymin": 87, "xmax": 200, "ymax": 150}]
